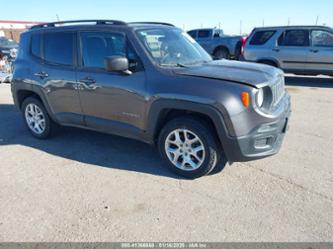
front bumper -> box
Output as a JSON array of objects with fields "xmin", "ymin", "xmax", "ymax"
[{"xmin": 223, "ymin": 93, "xmax": 291, "ymax": 162}]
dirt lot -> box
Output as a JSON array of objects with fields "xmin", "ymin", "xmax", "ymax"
[{"xmin": 0, "ymin": 76, "xmax": 333, "ymax": 242}]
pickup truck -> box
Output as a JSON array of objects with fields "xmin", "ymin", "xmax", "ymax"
[{"xmin": 187, "ymin": 28, "xmax": 243, "ymax": 59}]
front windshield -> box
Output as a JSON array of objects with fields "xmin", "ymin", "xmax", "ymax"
[
  {"xmin": 135, "ymin": 28, "xmax": 212, "ymax": 67},
  {"xmin": 0, "ymin": 37, "xmax": 17, "ymax": 46}
]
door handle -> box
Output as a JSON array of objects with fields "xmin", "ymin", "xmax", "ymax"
[
  {"xmin": 34, "ymin": 71, "xmax": 49, "ymax": 79},
  {"xmin": 79, "ymin": 77, "xmax": 96, "ymax": 85},
  {"xmin": 310, "ymin": 49, "xmax": 319, "ymax": 53},
  {"xmin": 272, "ymin": 48, "xmax": 280, "ymax": 52}
]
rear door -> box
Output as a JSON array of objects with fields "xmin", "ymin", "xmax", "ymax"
[
  {"xmin": 35, "ymin": 31, "xmax": 83, "ymax": 125},
  {"xmin": 276, "ymin": 29, "xmax": 310, "ymax": 71},
  {"xmin": 307, "ymin": 29, "xmax": 333, "ymax": 73}
]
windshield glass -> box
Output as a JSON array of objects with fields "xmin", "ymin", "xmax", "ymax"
[
  {"xmin": 0, "ymin": 37, "xmax": 17, "ymax": 46},
  {"xmin": 135, "ymin": 28, "xmax": 212, "ymax": 67}
]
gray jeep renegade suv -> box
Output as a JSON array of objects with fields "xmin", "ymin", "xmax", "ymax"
[{"xmin": 11, "ymin": 20, "xmax": 291, "ymax": 178}]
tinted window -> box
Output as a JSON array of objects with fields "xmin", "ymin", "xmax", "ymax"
[
  {"xmin": 311, "ymin": 30, "xmax": 333, "ymax": 47},
  {"xmin": 80, "ymin": 32, "xmax": 125, "ymax": 68},
  {"xmin": 249, "ymin": 30, "xmax": 276, "ymax": 45},
  {"xmin": 31, "ymin": 33, "xmax": 42, "ymax": 58},
  {"xmin": 187, "ymin": 30, "xmax": 197, "ymax": 39},
  {"xmin": 198, "ymin": 30, "xmax": 210, "ymax": 38},
  {"xmin": 278, "ymin": 30, "xmax": 310, "ymax": 46},
  {"xmin": 44, "ymin": 32, "xmax": 74, "ymax": 65}
]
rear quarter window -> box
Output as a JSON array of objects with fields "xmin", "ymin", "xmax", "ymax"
[
  {"xmin": 249, "ymin": 30, "xmax": 276, "ymax": 45},
  {"xmin": 30, "ymin": 33, "xmax": 42, "ymax": 58}
]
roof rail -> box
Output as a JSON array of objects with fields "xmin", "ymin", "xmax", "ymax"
[
  {"xmin": 30, "ymin": 19, "xmax": 126, "ymax": 29},
  {"xmin": 129, "ymin": 22, "xmax": 174, "ymax": 27}
]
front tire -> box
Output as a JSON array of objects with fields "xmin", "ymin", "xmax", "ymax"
[
  {"xmin": 158, "ymin": 117, "xmax": 222, "ymax": 179},
  {"xmin": 22, "ymin": 97, "xmax": 55, "ymax": 139}
]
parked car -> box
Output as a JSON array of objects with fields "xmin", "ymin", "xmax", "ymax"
[
  {"xmin": 12, "ymin": 20, "xmax": 291, "ymax": 178},
  {"xmin": 0, "ymin": 72, "xmax": 12, "ymax": 83},
  {"xmin": 0, "ymin": 37, "xmax": 18, "ymax": 61},
  {"xmin": 187, "ymin": 28, "xmax": 243, "ymax": 60},
  {"xmin": 242, "ymin": 26, "xmax": 333, "ymax": 76}
]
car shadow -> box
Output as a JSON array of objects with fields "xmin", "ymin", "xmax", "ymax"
[
  {"xmin": 285, "ymin": 75, "xmax": 333, "ymax": 88},
  {"xmin": 0, "ymin": 104, "xmax": 226, "ymax": 179}
]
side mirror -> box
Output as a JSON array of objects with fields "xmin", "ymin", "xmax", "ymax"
[{"xmin": 105, "ymin": 56, "xmax": 132, "ymax": 75}]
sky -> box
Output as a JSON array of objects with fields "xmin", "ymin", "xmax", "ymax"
[{"xmin": 2, "ymin": 0, "xmax": 332, "ymax": 35}]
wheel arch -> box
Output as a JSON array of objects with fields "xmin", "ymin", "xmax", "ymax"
[
  {"xmin": 257, "ymin": 58, "xmax": 280, "ymax": 68},
  {"xmin": 14, "ymin": 85, "xmax": 58, "ymax": 123},
  {"xmin": 146, "ymin": 99, "xmax": 233, "ymax": 151},
  {"xmin": 213, "ymin": 45, "xmax": 230, "ymax": 56}
]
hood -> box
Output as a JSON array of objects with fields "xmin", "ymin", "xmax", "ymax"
[{"xmin": 174, "ymin": 60, "xmax": 283, "ymax": 88}]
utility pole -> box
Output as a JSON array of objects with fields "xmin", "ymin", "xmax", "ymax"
[
  {"xmin": 288, "ymin": 17, "xmax": 291, "ymax": 26},
  {"xmin": 56, "ymin": 14, "xmax": 60, "ymax": 21},
  {"xmin": 262, "ymin": 19, "xmax": 265, "ymax": 27},
  {"xmin": 315, "ymin": 15, "xmax": 319, "ymax": 25},
  {"xmin": 240, "ymin": 20, "xmax": 242, "ymax": 35}
]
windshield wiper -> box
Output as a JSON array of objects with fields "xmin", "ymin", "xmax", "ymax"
[
  {"xmin": 176, "ymin": 63, "xmax": 187, "ymax": 68},
  {"xmin": 160, "ymin": 63, "xmax": 188, "ymax": 68}
]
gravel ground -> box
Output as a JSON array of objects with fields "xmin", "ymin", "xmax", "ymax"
[{"xmin": 0, "ymin": 75, "xmax": 332, "ymax": 242}]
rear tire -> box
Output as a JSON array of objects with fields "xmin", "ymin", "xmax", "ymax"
[
  {"xmin": 213, "ymin": 47, "xmax": 229, "ymax": 60},
  {"xmin": 158, "ymin": 117, "xmax": 223, "ymax": 179},
  {"xmin": 22, "ymin": 97, "xmax": 56, "ymax": 139}
]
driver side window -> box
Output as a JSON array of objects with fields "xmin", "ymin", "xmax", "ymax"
[
  {"xmin": 80, "ymin": 31, "xmax": 142, "ymax": 71},
  {"xmin": 311, "ymin": 30, "xmax": 333, "ymax": 47}
]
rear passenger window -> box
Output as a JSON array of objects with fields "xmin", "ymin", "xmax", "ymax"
[
  {"xmin": 278, "ymin": 30, "xmax": 310, "ymax": 47},
  {"xmin": 198, "ymin": 30, "xmax": 210, "ymax": 38},
  {"xmin": 249, "ymin": 30, "xmax": 276, "ymax": 45},
  {"xmin": 30, "ymin": 33, "xmax": 42, "ymax": 58},
  {"xmin": 44, "ymin": 32, "xmax": 74, "ymax": 66}
]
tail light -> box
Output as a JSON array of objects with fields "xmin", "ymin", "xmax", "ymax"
[
  {"xmin": 241, "ymin": 36, "xmax": 249, "ymax": 56},
  {"xmin": 241, "ymin": 30, "xmax": 254, "ymax": 56}
]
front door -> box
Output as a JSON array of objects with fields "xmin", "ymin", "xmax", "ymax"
[
  {"xmin": 76, "ymin": 31, "xmax": 146, "ymax": 137},
  {"xmin": 276, "ymin": 29, "xmax": 310, "ymax": 72},
  {"xmin": 307, "ymin": 29, "xmax": 333, "ymax": 73}
]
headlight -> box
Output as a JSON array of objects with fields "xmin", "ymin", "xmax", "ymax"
[{"xmin": 256, "ymin": 88, "xmax": 264, "ymax": 108}]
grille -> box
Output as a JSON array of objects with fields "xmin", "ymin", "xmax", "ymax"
[{"xmin": 271, "ymin": 75, "xmax": 285, "ymax": 106}]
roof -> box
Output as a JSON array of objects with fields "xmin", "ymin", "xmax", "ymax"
[
  {"xmin": 252, "ymin": 25, "xmax": 332, "ymax": 30},
  {"xmin": 29, "ymin": 20, "xmax": 175, "ymax": 30}
]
